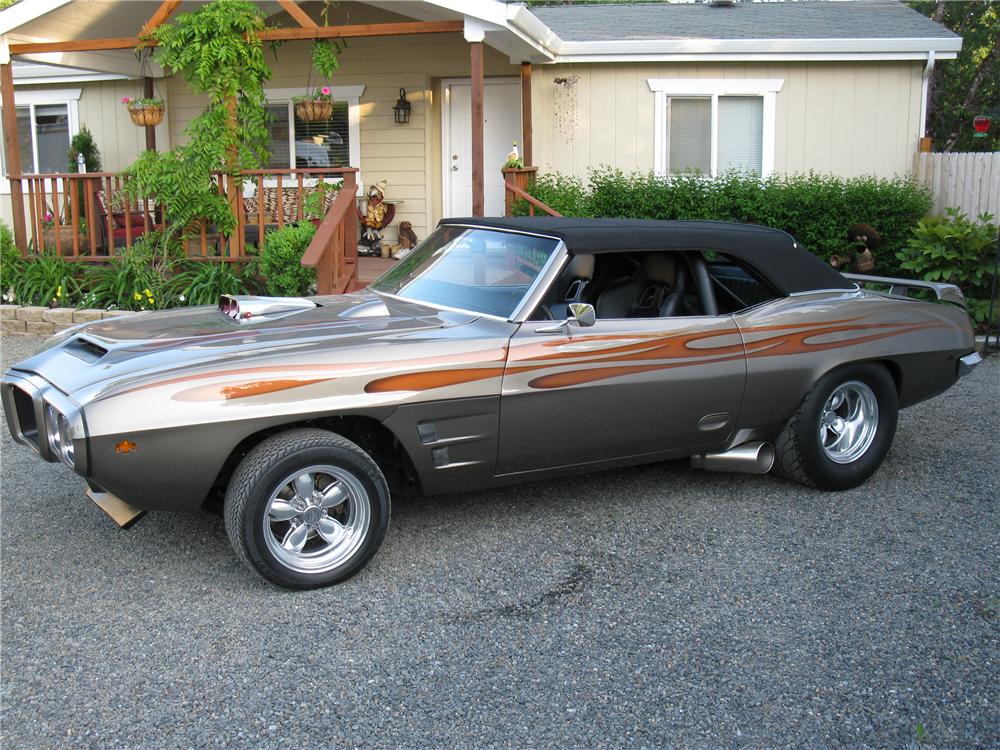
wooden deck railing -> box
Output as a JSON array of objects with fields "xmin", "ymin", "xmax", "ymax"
[
  {"xmin": 300, "ymin": 170, "xmax": 358, "ymax": 295},
  {"xmin": 11, "ymin": 167, "xmax": 358, "ymax": 260},
  {"xmin": 502, "ymin": 166, "xmax": 562, "ymax": 217}
]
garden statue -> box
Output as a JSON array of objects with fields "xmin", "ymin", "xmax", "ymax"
[
  {"xmin": 358, "ymin": 180, "xmax": 395, "ymax": 258},
  {"xmin": 392, "ymin": 221, "xmax": 419, "ymax": 260},
  {"xmin": 830, "ymin": 222, "xmax": 880, "ymax": 273}
]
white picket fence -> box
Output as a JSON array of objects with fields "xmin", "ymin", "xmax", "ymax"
[{"xmin": 912, "ymin": 151, "xmax": 1000, "ymax": 222}]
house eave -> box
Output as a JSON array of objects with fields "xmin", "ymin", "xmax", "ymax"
[{"xmin": 550, "ymin": 36, "xmax": 962, "ymax": 62}]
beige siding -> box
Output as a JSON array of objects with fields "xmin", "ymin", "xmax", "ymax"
[{"xmin": 531, "ymin": 60, "xmax": 925, "ymax": 181}]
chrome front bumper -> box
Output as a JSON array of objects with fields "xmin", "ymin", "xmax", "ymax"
[{"xmin": 958, "ymin": 351, "xmax": 982, "ymax": 378}]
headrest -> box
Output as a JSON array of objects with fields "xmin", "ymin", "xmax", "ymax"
[
  {"xmin": 640, "ymin": 254, "xmax": 676, "ymax": 285},
  {"xmin": 565, "ymin": 254, "xmax": 595, "ymax": 280}
]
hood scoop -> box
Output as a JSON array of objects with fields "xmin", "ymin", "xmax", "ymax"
[{"xmin": 219, "ymin": 295, "xmax": 317, "ymax": 324}]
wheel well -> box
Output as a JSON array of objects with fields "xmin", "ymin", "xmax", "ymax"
[
  {"xmin": 874, "ymin": 358, "xmax": 903, "ymax": 395},
  {"xmin": 202, "ymin": 416, "xmax": 421, "ymax": 512}
]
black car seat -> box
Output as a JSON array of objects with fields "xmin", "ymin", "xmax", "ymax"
[
  {"xmin": 549, "ymin": 254, "xmax": 595, "ymax": 320},
  {"xmin": 596, "ymin": 254, "xmax": 679, "ymax": 318}
]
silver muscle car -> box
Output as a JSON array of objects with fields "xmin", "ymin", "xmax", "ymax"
[{"xmin": 2, "ymin": 218, "xmax": 981, "ymax": 589}]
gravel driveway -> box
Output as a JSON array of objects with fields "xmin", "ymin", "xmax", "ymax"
[{"xmin": 1, "ymin": 333, "xmax": 997, "ymax": 749}]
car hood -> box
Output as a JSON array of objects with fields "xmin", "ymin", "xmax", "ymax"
[{"xmin": 11, "ymin": 292, "xmax": 487, "ymax": 399}]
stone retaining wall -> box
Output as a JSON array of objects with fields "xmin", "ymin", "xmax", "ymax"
[{"xmin": 1, "ymin": 306, "xmax": 141, "ymax": 336}]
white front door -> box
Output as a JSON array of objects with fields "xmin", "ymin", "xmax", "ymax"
[{"xmin": 443, "ymin": 78, "xmax": 521, "ymax": 217}]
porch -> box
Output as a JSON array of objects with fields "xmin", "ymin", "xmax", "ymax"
[{"xmin": 1, "ymin": 1, "xmax": 546, "ymax": 295}]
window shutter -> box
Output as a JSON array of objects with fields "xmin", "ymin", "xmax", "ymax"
[
  {"xmin": 668, "ymin": 98, "xmax": 711, "ymax": 175},
  {"xmin": 717, "ymin": 96, "xmax": 763, "ymax": 175}
]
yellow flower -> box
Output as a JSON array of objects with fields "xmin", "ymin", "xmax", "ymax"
[
  {"xmin": 148, "ymin": 297, "xmax": 155, "ymax": 304},
  {"xmin": 134, "ymin": 292, "xmax": 142, "ymax": 300},
  {"xmin": 143, "ymin": 288, "xmax": 152, "ymax": 296},
  {"xmin": 56, "ymin": 286, "xmax": 62, "ymax": 298}
]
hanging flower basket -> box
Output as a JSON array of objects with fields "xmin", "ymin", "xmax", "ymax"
[
  {"xmin": 122, "ymin": 97, "xmax": 165, "ymax": 127},
  {"xmin": 294, "ymin": 100, "xmax": 333, "ymax": 122},
  {"xmin": 293, "ymin": 87, "xmax": 334, "ymax": 122}
]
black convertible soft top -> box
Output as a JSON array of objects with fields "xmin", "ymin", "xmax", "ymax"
[{"xmin": 439, "ymin": 217, "xmax": 854, "ymax": 295}]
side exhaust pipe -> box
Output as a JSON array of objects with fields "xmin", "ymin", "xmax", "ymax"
[{"xmin": 691, "ymin": 441, "xmax": 774, "ymax": 475}]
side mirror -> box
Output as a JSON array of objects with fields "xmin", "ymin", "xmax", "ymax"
[
  {"xmin": 534, "ymin": 302, "xmax": 597, "ymax": 334},
  {"xmin": 567, "ymin": 302, "xmax": 596, "ymax": 328}
]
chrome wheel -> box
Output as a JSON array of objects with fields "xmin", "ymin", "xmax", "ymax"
[
  {"xmin": 262, "ymin": 464, "xmax": 371, "ymax": 574},
  {"xmin": 818, "ymin": 380, "xmax": 879, "ymax": 464}
]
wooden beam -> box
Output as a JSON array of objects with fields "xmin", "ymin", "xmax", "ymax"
[
  {"xmin": 0, "ymin": 63, "xmax": 27, "ymax": 253},
  {"xmin": 140, "ymin": 0, "xmax": 181, "ymax": 37},
  {"xmin": 259, "ymin": 20, "xmax": 463, "ymax": 42},
  {"xmin": 470, "ymin": 41, "xmax": 484, "ymax": 218},
  {"xmin": 520, "ymin": 62, "xmax": 533, "ymax": 167},
  {"xmin": 143, "ymin": 76, "xmax": 156, "ymax": 151},
  {"xmin": 277, "ymin": 0, "xmax": 318, "ymax": 29},
  {"xmin": 8, "ymin": 21, "xmax": 464, "ymax": 54}
]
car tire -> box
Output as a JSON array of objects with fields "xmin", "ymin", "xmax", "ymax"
[
  {"xmin": 773, "ymin": 363, "xmax": 898, "ymax": 491},
  {"xmin": 224, "ymin": 428, "xmax": 390, "ymax": 589}
]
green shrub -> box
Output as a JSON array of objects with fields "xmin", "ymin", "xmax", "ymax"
[
  {"xmin": 13, "ymin": 251, "xmax": 82, "ymax": 307},
  {"xmin": 897, "ymin": 208, "xmax": 998, "ymax": 330},
  {"xmin": 170, "ymin": 259, "xmax": 259, "ymax": 306},
  {"xmin": 259, "ymin": 222, "xmax": 317, "ymax": 296},
  {"xmin": 68, "ymin": 126, "xmax": 102, "ymax": 173},
  {"xmin": 512, "ymin": 171, "xmax": 590, "ymax": 218},
  {"xmin": 1, "ymin": 220, "xmax": 22, "ymax": 299},
  {"xmin": 518, "ymin": 168, "xmax": 933, "ymax": 276},
  {"xmin": 82, "ymin": 235, "xmax": 175, "ymax": 311}
]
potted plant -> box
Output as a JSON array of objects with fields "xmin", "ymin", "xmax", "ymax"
[
  {"xmin": 293, "ymin": 86, "xmax": 333, "ymax": 122},
  {"xmin": 122, "ymin": 96, "xmax": 166, "ymax": 127}
]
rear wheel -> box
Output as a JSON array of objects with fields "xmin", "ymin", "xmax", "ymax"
[
  {"xmin": 224, "ymin": 429, "xmax": 390, "ymax": 589},
  {"xmin": 773, "ymin": 363, "xmax": 898, "ymax": 490}
]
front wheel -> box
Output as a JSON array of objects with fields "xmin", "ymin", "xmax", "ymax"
[
  {"xmin": 773, "ymin": 363, "xmax": 898, "ymax": 491},
  {"xmin": 224, "ymin": 429, "xmax": 390, "ymax": 589}
]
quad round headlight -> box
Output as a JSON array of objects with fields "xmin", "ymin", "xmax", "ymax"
[
  {"xmin": 44, "ymin": 403, "xmax": 76, "ymax": 468},
  {"xmin": 58, "ymin": 414, "xmax": 75, "ymax": 466},
  {"xmin": 45, "ymin": 403, "xmax": 63, "ymax": 456}
]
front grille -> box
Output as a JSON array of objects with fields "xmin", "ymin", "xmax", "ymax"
[{"xmin": 10, "ymin": 385, "xmax": 38, "ymax": 448}]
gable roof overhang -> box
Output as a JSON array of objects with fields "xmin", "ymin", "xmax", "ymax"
[{"xmin": 0, "ymin": 0, "xmax": 962, "ymax": 72}]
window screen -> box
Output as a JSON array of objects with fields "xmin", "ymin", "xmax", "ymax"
[
  {"xmin": 668, "ymin": 98, "xmax": 711, "ymax": 174},
  {"xmin": 34, "ymin": 104, "xmax": 70, "ymax": 174},
  {"xmin": 717, "ymin": 96, "xmax": 763, "ymax": 175}
]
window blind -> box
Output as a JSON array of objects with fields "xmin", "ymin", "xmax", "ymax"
[
  {"xmin": 668, "ymin": 97, "xmax": 711, "ymax": 175},
  {"xmin": 717, "ymin": 96, "xmax": 763, "ymax": 175}
]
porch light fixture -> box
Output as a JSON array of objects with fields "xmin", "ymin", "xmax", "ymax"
[
  {"xmin": 393, "ymin": 88, "xmax": 411, "ymax": 125},
  {"xmin": 973, "ymin": 115, "xmax": 991, "ymax": 138}
]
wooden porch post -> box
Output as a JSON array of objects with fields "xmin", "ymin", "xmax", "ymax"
[
  {"xmin": 224, "ymin": 94, "xmax": 244, "ymax": 256},
  {"xmin": 520, "ymin": 62, "xmax": 532, "ymax": 167},
  {"xmin": 143, "ymin": 76, "xmax": 156, "ymax": 151},
  {"xmin": 470, "ymin": 41, "xmax": 484, "ymax": 217},
  {"xmin": 1, "ymin": 61, "xmax": 27, "ymax": 253}
]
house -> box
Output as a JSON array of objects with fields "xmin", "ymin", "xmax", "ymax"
[{"xmin": 0, "ymin": 0, "xmax": 960, "ymax": 284}]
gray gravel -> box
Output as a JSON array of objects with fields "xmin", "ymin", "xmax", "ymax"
[{"xmin": 1, "ymin": 333, "xmax": 997, "ymax": 749}]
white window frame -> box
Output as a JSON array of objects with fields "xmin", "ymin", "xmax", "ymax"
[
  {"xmin": 0, "ymin": 88, "xmax": 81, "ymax": 193},
  {"xmin": 261, "ymin": 84, "xmax": 363, "ymax": 192},
  {"xmin": 647, "ymin": 79, "xmax": 782, "ymax": 179}
]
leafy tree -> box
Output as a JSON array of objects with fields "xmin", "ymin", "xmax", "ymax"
[
  {"xmin": 124, "ymin": 0, "xmax": 271, "ymax": 245},
  {"xmin": 909, "ymin": 1, "xmax": 1000, "ymax": 152}
]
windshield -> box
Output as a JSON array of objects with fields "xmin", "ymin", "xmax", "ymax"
[{"xmin": 369, "ymin": 226, "xmax": 560, "ymax": 318}]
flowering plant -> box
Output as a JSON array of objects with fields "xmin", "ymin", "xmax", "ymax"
[
  {"xmin": 42, "ymin": 211, "xmax": 55, "ymax": 228},
  {"xmin": 292, "ymin": 86, "xmax": 332, "ymax": 103},
  {"xmin": 121, "ymin": 96, "xmax": 165, "ymax": 109}
]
